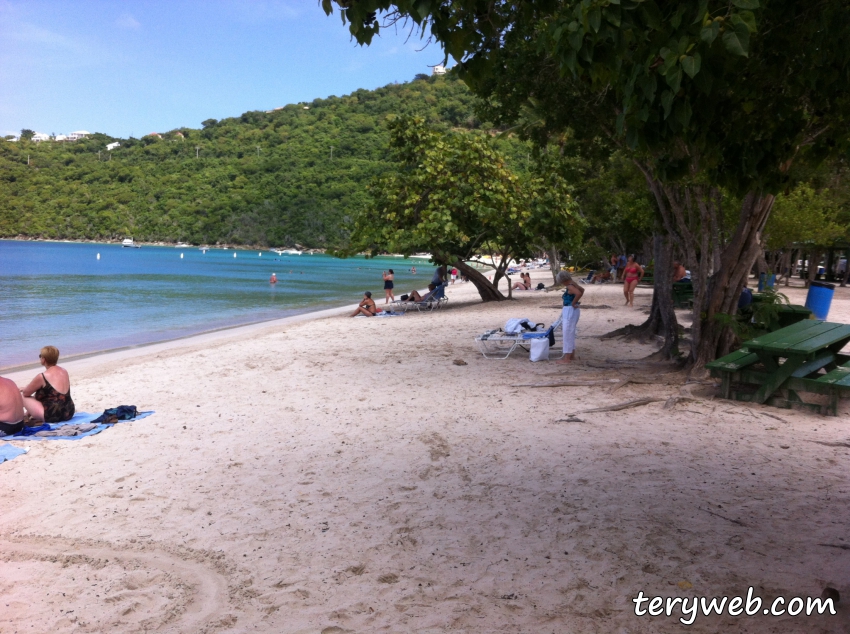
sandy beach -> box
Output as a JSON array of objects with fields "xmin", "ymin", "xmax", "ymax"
[{"xmin": 1, "ymin": 273, "xmax": 849, "ymax": 633}]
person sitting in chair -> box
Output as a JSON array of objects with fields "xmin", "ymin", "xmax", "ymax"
[
  {"xmin": 0, "ymin": 375, "xmax": 26, "ymax": 437},
  {"xmin": 672, "ymin": 261, "xmax": 689, "ymax": 283},
  {"xmin": 408, "ymin": 283, "xmax": 438, "ymax": 302},
  {"xmin": 350, "ymin": 291, "xmax": 379, "ymax": 317}
]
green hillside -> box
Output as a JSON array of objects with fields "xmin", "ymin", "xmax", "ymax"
[{"xmin": 0, "ymin": 75, "xmax": 504, "ymax": 247}]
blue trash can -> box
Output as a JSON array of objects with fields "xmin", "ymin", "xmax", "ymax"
[
  {"xmin": 757, "ymin": 273, "xmax": 776, "ymax": 292},
  {"xmin": 805, "ymin": 281, "xmax": 835, "ymax": 320}
]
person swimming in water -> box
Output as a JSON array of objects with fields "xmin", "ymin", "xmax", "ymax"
[{"xmin": 270, "ymin": 273, "xmax": 277, "ymax": 284}]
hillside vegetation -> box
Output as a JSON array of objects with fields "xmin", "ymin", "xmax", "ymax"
[{"xmin": 0, "ymin": 75, "xmax": 510, "ymax": 247}]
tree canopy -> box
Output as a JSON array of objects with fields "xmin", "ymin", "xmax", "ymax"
[{"xmin": 349, "ymin": 115, "xmax": 580, "ymax": 300}]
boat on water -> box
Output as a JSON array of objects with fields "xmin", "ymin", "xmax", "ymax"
[
  {"xmin": 175, "ymin": 242, "xmax": 190, "ymax": 248},
  {"xmin": 271, "ymin": 248, "xmax": 302, "ymax": 255},
  {"xmin": 122, "ymin": 238, "xmax": 141, "ymax": 248}
]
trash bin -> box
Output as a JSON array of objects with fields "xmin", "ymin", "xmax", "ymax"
[
  {"xmin": 805, "ymin": 281, "xmax": 835, "ymax": 320},
  {"xmin": 758, "ymin": 273, "xmax": 776, "ymax": 291}
]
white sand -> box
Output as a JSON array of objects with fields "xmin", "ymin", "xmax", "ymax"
[{"xmin": 1, "ymin": 274, "xmax": 849, "ymax": 633}]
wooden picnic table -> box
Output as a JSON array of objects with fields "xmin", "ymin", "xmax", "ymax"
[{"xmin": 706, "ymin": 320, "xmax": 850, "ymax": 415}]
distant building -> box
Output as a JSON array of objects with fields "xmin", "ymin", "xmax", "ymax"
[
  {"xmin": 106, "ymin": 142, "xmax": 121, "ymax": 151},
  {"xmin": 67, "ymin": 130, "xmax": 90, "ymax": 141},
  {"xmin": 432, "ymin": 65, "xmax": 447, "ymax": 75},
  {"xmin": 31, "ymin": 132, "xmax": 51, "ymax": 142},
  {"xmin": 54, "ymin": 134, "xmax": 68, "ymax": 142},
  {"xmin": 145, "ymin": 132, "xmax": 162, "ymax": 139},
  {"xmin": 5, "ymin": 135, "xmax": 20, "ymax": 142}
]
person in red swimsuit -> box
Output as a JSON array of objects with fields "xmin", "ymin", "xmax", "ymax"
[{"xmin": 622, "ymin": 255, "xmax": 644, "ymax": 307}]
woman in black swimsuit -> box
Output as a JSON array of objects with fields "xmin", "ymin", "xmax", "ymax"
[
  {"xmin": 19, "ymin": 345, "xmax": 75, "ymax": 423},
  {"xmin": 382, "ymin": 269, "xmax": 395, "ymax": 303}
]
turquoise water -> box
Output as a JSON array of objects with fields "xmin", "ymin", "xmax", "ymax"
[{"xmin": 0, "ymin": 240, "xmax": 431, "ymax": 369}]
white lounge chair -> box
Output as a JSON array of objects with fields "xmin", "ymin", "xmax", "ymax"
[{"xmin": 475, "ymin": 316, "xmax": 563, "ymax": 359}]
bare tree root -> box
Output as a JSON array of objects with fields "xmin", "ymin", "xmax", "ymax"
[{"xmin": 567, "ymin": 397, "xmax": 664, "ymax": 416}]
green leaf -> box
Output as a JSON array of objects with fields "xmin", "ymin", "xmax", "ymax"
[
  {"xmin": 692, "ymin": 0, "xmax": 709, "ymax": 24},
  {"xmin": 674, "ymin": 99, "xmax": 693, "ymax": 128},
  {"xmin": 665, "ymin": 65, "xmax": 682, "ymax": 93},
  {"xmin": 700, "ymin": 22, "xmax": 719, "ymax": 44},
  {"xmin": 603, "ymin": 6, "xmax": 621, "ymax": 27},
  {"xmin": 731, "ymin": 0, "xmax": 759, "ymax": 8},
  {"xmin": 722, "ymin": 22, "xmax": 750, "ymax": 57},
  {"xmin": 681, "ymin": 53, "xmax": 701, "ymax": 78},
  {"xmin": 568, "ymin": 28, "xmax": 585, "ymax": 51},
  {"xmin": 588, "ymin": 6, "xmax": 602, "ymax": 32},
  {"xmin": 661, "ymin": 90, "xmax": 675, "ymax": 119},
  {"xmin": 734, "ymin": 11, "xmax": 757, "ymax": 33}
]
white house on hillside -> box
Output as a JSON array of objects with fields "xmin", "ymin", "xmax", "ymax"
[
  {"xmin": 31, "ymin": 132, "xmax": 51, "ymax": 142},
  {"xmin": 432, "ymin": 65, "xmax": 447, "ymax": 75},
  {"xmin": 54, "ymin": 134, "xmax": 68, "ymax": 142},
  {"xmin": 67, "ymin": 130, "xmax": 90, "ymax": 141},
  {"xmin": 106, "ymin": 142, "xmax": 121, "ymax": 151}
]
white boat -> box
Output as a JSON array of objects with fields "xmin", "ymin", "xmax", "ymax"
[
  {"xmin": 175, "ymin": 242, "xmax": 190, "ymax": 248},
  {"xmin": 281, "ymin": 249, "xmax": 302, "ymax": 255},
  {"xmin": 122, "ymin": 238, "xmax": 140, "ymax": 248}
]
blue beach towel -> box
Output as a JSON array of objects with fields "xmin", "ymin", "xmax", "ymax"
[
  {"xmin": 0, "ymin": 444, "xmax": 28, "ymax": 463},
  {"xmin": 9, "ymin": 410, "xmax": 155, "ymax": 441}
]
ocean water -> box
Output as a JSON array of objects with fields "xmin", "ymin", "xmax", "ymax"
[{"xmin": 0, "ymin": 240, "xmax": 431, "ymax": 369}]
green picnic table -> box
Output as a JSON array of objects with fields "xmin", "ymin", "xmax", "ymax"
[{"xmin": 706, "ymin": 320, "xmax": 850, "ymax": 416}]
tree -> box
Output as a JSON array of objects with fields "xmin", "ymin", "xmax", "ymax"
[
  {"xmin": 324, "ymin": 0, "xmax": 850, "ymax": 370},
  {"xmin": 346, "ymin": 116, "xmax": 579, "ymax": 301},
  {"xmin": 20, "ymin": 129, "xmax": 34, "ymax": 140},
  {"xmin": 764, "ymin": 184, "xmax": 846, "ymax": 286}
]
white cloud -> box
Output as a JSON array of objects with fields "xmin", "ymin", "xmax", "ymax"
[{"xmin": 115, "ymin": 13, "xmax": 141, "ymax": 30}]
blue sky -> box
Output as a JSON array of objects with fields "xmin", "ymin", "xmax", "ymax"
[{"xmin": 0, "ymin": 1, "xmax": 449, "ymax": 138}]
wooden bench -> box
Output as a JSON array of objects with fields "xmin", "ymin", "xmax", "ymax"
[{"xmin": 706, "ymin": 320, "xmax": 850, "ymax": 415}]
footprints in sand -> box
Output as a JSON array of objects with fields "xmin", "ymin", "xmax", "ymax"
[
  {"xmin": 419, "ymin": 432, "xmax": 450, "ymax": 461},
  {"xmin": 0, "ymin": 534, "xmax": 233, "ymax": 633}
]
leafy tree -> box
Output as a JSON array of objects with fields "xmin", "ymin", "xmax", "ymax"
[
  {"xmin": 764, "ymin": 184, "xmax": 846, "ymax": 286},
  {"xmin": 324, "ymin": 0, "xmax": 850, "ymax": 369},
  {"xmin": 348, "ymin": 116, "xmax": 579, "ymax": 301},
  {"xmin": 20, "ymin": 129, "xmax": 34, "ymax": 140}
]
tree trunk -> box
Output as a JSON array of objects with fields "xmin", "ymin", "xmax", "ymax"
[
  {"xmin": 806, "ymin": 248, "xmax": 823, "ymax": 288},
  {"xmin": 547, "ymin": 246, "xmax": 560, "ymax": 283},
  {"xmin": 454, "ymin": 259, "xmax": 506, "ymax": 302},
  {"xmin": 842, "ymin": 250, "xmax": 850, "ymax": 287},
  {"xmin": 600, "ymin": 233, "xmax": 679, "ymax": 359},
  {"xmin": 689, "ymin": 192, "xmax": 775, "ymax": 372}
]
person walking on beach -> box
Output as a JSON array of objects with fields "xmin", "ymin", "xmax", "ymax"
[
  {"xmin": 450, "ymin": 267, "xmax": 458, "ymax": 284},
  {"xmin": 19, "ymin": 346, "xmax": 75, "ymax": 423},
  {"xmin": 350, "ymin": 291, "xmax": 378, "ymax": 317},
  {"xmin": 382, "ymin": 269, "xmax": 395, "ymax": 303},
  {"xmin": 555, "ymin": 271, "xmax": 583, "ymax": 364},
  {"xmin": 617, "ymin": 253, "xmax": 627, "ymax": 282},
  {"xmin": 622, "ymin": 255, "xmax": 644, "ymax": 307}
]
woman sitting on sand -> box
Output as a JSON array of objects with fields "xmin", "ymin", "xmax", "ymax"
[
  {"xmin": 350, "ymin": 291, "xmax": 379, "ymax": 317},
  {"xmin": 512, "ymin": 272, "xmax": 532, "ymax": 290},
  {"xmin": 19, "ymin": 346, "xmax": 76, "ymax": 423}
]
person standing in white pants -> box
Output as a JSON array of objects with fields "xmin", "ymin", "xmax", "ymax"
[{"xmin": 555, "ymin": 270, "xmax": 584, "ymax": 363}]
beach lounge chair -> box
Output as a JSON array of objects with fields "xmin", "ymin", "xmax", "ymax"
[
  {"xmin": 475, "ymin": 316, "xmax": 563, "ymax": 359},
  {"xmin": 391, "ymin": 285, "xmax": 448, "ymax": 313}
]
